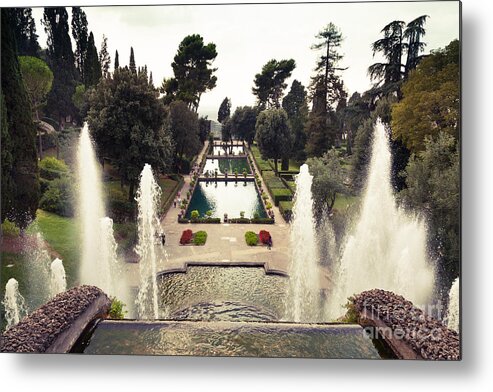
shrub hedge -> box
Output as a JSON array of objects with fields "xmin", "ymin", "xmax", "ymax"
[
  {"xmin": 245, "ymin": 231, "xmax": 259, "ymax": 246},
  {"xmin": 279, "ymin": 201, "xmax": 293, "ymax": 222},
  {"xmin": 193, "ymin": 230, "xmax": 208, "ymax": 245},
  {"xmin": 271, "ymin": 188, "xmax": 293, "ymax": 206}
]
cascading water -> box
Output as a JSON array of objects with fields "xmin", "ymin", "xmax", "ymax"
[
  {"xmin": 327, "ymin": 120, "xmax": 435, "ymax": 319},
  {"xmin": 50, "ymin": 258, "xmax": 67, "ymax": 298},
  {"xmin": 135, "ymin": 164, "xmax": 162, "ymax": 320},
  {"xmin": 2, "ymin": 278, "xmax": 28, "ymax": 330},
  {"xmin": 77, "ymin": 123, "xmax": 125, "ymax": 298},
  {"xmin": 284, "ymin": 164, "xmax": 321, "ymax": 322},
  {"xmin": 446, "ymin": 277, "xmax": 459, "ymax": 332}
]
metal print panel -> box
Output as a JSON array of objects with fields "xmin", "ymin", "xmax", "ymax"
[{"xmin": 0, "ymin": 1, "xmax": 461, "ymax": 360}]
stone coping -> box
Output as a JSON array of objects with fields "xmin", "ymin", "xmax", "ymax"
[
  {"xmin": 352, "ymin": 289, "xmax": 460, "ymax": 360},
  {"xmin": 156, "ymin": 260, "xmax": 288, "ymax": 277},
  {"xmin": 0, "ymin": 285, "xmax": 111, "ymax": 353}
]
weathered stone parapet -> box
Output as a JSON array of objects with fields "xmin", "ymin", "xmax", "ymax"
[
  {"xmin": 352, "ymin": 289, "xmax": 460, "ymax": 360},
  {"xmin": 0, "ymin": 285, "xmax": 110, "ymax": 353}
]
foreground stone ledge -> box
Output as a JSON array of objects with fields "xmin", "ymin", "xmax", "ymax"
[
  {"xmin": 0, "ymin": 285, "xmax": 110, "ymax": 353},
  {"xmin": 352, "ymin": 289, "xmax": 460, "ymax": 360}
]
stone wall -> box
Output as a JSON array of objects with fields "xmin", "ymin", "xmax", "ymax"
[
  {"xmin": 0, "ymin": 285, "xmax": 110, "ymax": 353},
  {"xmin": 352, "ymin": 289, "xmax": 460, "ymax": 360}
]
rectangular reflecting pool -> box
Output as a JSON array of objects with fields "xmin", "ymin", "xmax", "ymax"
[
  {"xmin": 79, "ymin": 320, "xmax": 383, "ymax": 358},
  {"xmin": 202, "ymin": 158, "xmax": 251, "ymax": 175},
  {"xmin": 186, "ymin": 180, "xmax": 266, "ymax": 219}
]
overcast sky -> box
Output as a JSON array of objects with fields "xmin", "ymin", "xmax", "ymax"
[{"xmin": 30, "ymin": 1, "xmax": 460, "ymax": 119}]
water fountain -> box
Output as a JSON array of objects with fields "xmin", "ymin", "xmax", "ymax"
[
  {"xmin": 76, "ymin": 123, "xmax": 126, "ymax": 298},
  {"xmin": 327, "ymin": 120, "xmax": 435, "ymax": 319},
  {"xmin": 2, "ymin": 278, "xmax": 28, "ymax": 330},
  {"xmin": 446, "ymin": 277, "xmax": 459, "ymax": 332},
  {"xmin": 135, "ymin": 164, "xmax": 162, "ymax": 319},
  {"xmin": 49, "ymin": 258, "xmax": 67, "ymax": 298},
  {"xmin": 284, "ymin": 164, "xmax": 321, "ymax": 322},
  {"xmin": 23, "ymin": 232, "xmax": 51, "ymax": 309}
]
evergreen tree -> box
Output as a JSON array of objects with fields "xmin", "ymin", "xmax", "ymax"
[
  {"xmin": 71, "ymin": 7, "xmax": 88, "ymax": 82},
  {"xmin": 161, "ymin": 34, "xmax": 218, "ymax": 112},
  {"xmin": 1, "ymin": 9, "xmax": 39, "ymax": 227},
  {"xmin": 99, "ymin": 35, "xmax": 111, "ymax": 78},
  {"xmin": 255, "ymin": 109, "xmax": 293, "ymax": 174},
  {"xmin": 1, "ymin": 91, "xmax": 14, "ymax": 223},
  {"xmin": 252, "ymin": 59, "xmax": 296, "ymax": 110},
  {"xmin": 11, "ymin": 8, "xmax": 40, "ymax": 57},
  {"xmin": 129, "ymin": 47, "xmax": 136, "ymax": 73},
  {"xmin": 217, "ymin": 97, "xmax": 231, "ymax": 123},
  {"xmin": 84, "ymin": 32, "xmax": 102, "ymax": 87},
  {"xmin": 87, "ymin": 67, "xmax": 174, "ymax": 200},
  {"xmin": 404, "ymin": 15, "xmax": 429, "ymax": 77},
  {"xmin": 43, "ymin": 7, "xmax": 78, "ymax": 123},
  {"xmin": 114, "ymin": 49, "xmax": 119, "ymax": 70},
  {"xmin": 282, "ymin": 80, "xmax": 309, "ymax": 161}
]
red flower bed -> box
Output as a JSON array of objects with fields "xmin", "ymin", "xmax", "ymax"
[
  {"xmin": 180, "ymin": 229, "xmax": 193, "ymax": 245},
  {"xmin": 259, "ymin": 230, "xmax": 271, "ymax": 245}
]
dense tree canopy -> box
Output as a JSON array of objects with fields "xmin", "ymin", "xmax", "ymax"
[
  {"xmin": 167, "ymin": 100, "xmax": 201, "ymax": 170},
  {"xmin": 161, "ymin": 34, "xmax": 217, "ymax": 112},
  {"xmin": 1, "ymin": 9, "xmax": 39, "ymax": 227},
  {"xmin": 252, "ymin": 59, "xmax": 296, "ymax": 110},
  {"xmin": 399, "ymin": 132, "xmax": 459, "ymax": 288},
  {"xmin": 307, "ymin": 148, "xmax": 348, "ymax": 213},
  {"xmin": 391, "ymin": 40, "xmax": 459, "ymax": 152},
  {"xmin": 87, "ymin": 67, "xmax": 174, "ymax": 200},
  {"xmin": 217, "ymin": 97, "xmax": 231, "ymax": 123},
  {"xmin": 230, "ymin": 106, "xmax": 258, "ymax": 145},
  {"xmin": 255, "ymin": 109, "xmax": 293, "ymax": 174}
]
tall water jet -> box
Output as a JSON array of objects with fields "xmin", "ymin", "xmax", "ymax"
[
  {"xmin": 50, "ymin": 258, "xmax": 67, "ymax": 297},
  {"xmin": 446, "ymin": 278, "xmax": 459, "ymax": 332},
  {"xmin": 135, "ymin": 164, "xmax": 162, "ymax": 319},
  {"xmin": 76, "ymin": 123, "xmax": 116, "ymax": 295},
  {"xmin": 284, "ymin": 164, "xmax": 321, "ymax": 322},
  {"xmin": 2, "ymin": 279, "xmax": 28, "ymax": 330},
  {"xmin": 328, "ymin": 120, "xmax": 434, "ymax": 318}
]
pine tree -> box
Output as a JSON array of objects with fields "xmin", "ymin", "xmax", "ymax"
[
  {"xmin": 71, "ymin": 7, "xmax": 88, "ymax": 82},
  {"xmin": 1, "ymin": 9, "xmax": 39, "ymax": 227},
  {"xmin": 99, "ymin": 34, "xmax": 111, "ymax": 78},
  {"xmin": 129, "ymin": 47, "xmax": 136, "ymax": 73},
  {"xmin": 84, "ymin": 32, "xmax": 102, "ymax": 87},
  {"xmin": 43, "ymin": 7, "xmax": 78, "ymax": 123},
  {"xmin": 114, "ymin": 49, "xmax": 119, "ymax": 70}
]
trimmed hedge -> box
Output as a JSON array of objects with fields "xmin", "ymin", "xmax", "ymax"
[
  {"xmin": 180, "ymin": 229, "xmax": 193, "ymax": 245},
  {"xmin": 251, "ymin": 217, "xmax": 275, "ymax": 224},
  {"xmin": 193, "ymin": 230, "xmax": 207, "ymax": 245},
  {"xmin": 228, "ymin": 218, "xmax": 251, "ymax": 224},
  {"xmin": 271, "ymin": 188, "xmax": 293, "ymax": 206},
  {"xmin": 245, "ymin": 231, "xmax": 259, "ymax": 246},
  {"xmin": 279, "ymin": 201, "xmax": 293, "ymax": 222},
  {"xmin": 189, "ymin": 217, "xmax": 221, "ymax": 224}
]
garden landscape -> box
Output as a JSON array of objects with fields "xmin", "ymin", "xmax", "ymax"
[{"xmin": 0, "ymin": 2, "xmax": 460, "ymax": 359}]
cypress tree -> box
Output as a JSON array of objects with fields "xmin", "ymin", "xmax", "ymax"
[
  {"xmin": 1, "ymin": 91, "xmax": 14, "ymax": 223},
  {"xmin": 43, "ymin": 7, "xmax": 78, "ymax": 123},
  {"xmin": 84, "ymin": 31, "xmax": 102, "ymax": 87},
  {"xmin": 11, "ymin": 8, "xmax": 40, "ymax": 57},
  {"xmin": 99, "ymin": 35, "xmax": 111, "ymax": 78},
  {"xmin": 71, "ymin": 7, "xmax": 88, "ymax": 82},
  {"xmin": 129, "ymin": 47, "xmax": 136, "ymax": 73},
  {"xmin": 1, "ymin": 9, "xmax": 39, "ymax": 227},
  {"xmin": 114, "ymin": 50, "xmax": 119, "ymax": 70}
]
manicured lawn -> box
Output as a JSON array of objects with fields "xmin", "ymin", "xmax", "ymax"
[
  {"xmin": 333, "ymin": 194, "xmax": 360, "ymax": 212},
  {"xmin": 32, "ymin": 209, "xmax": 80, "ymax": 286}
]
